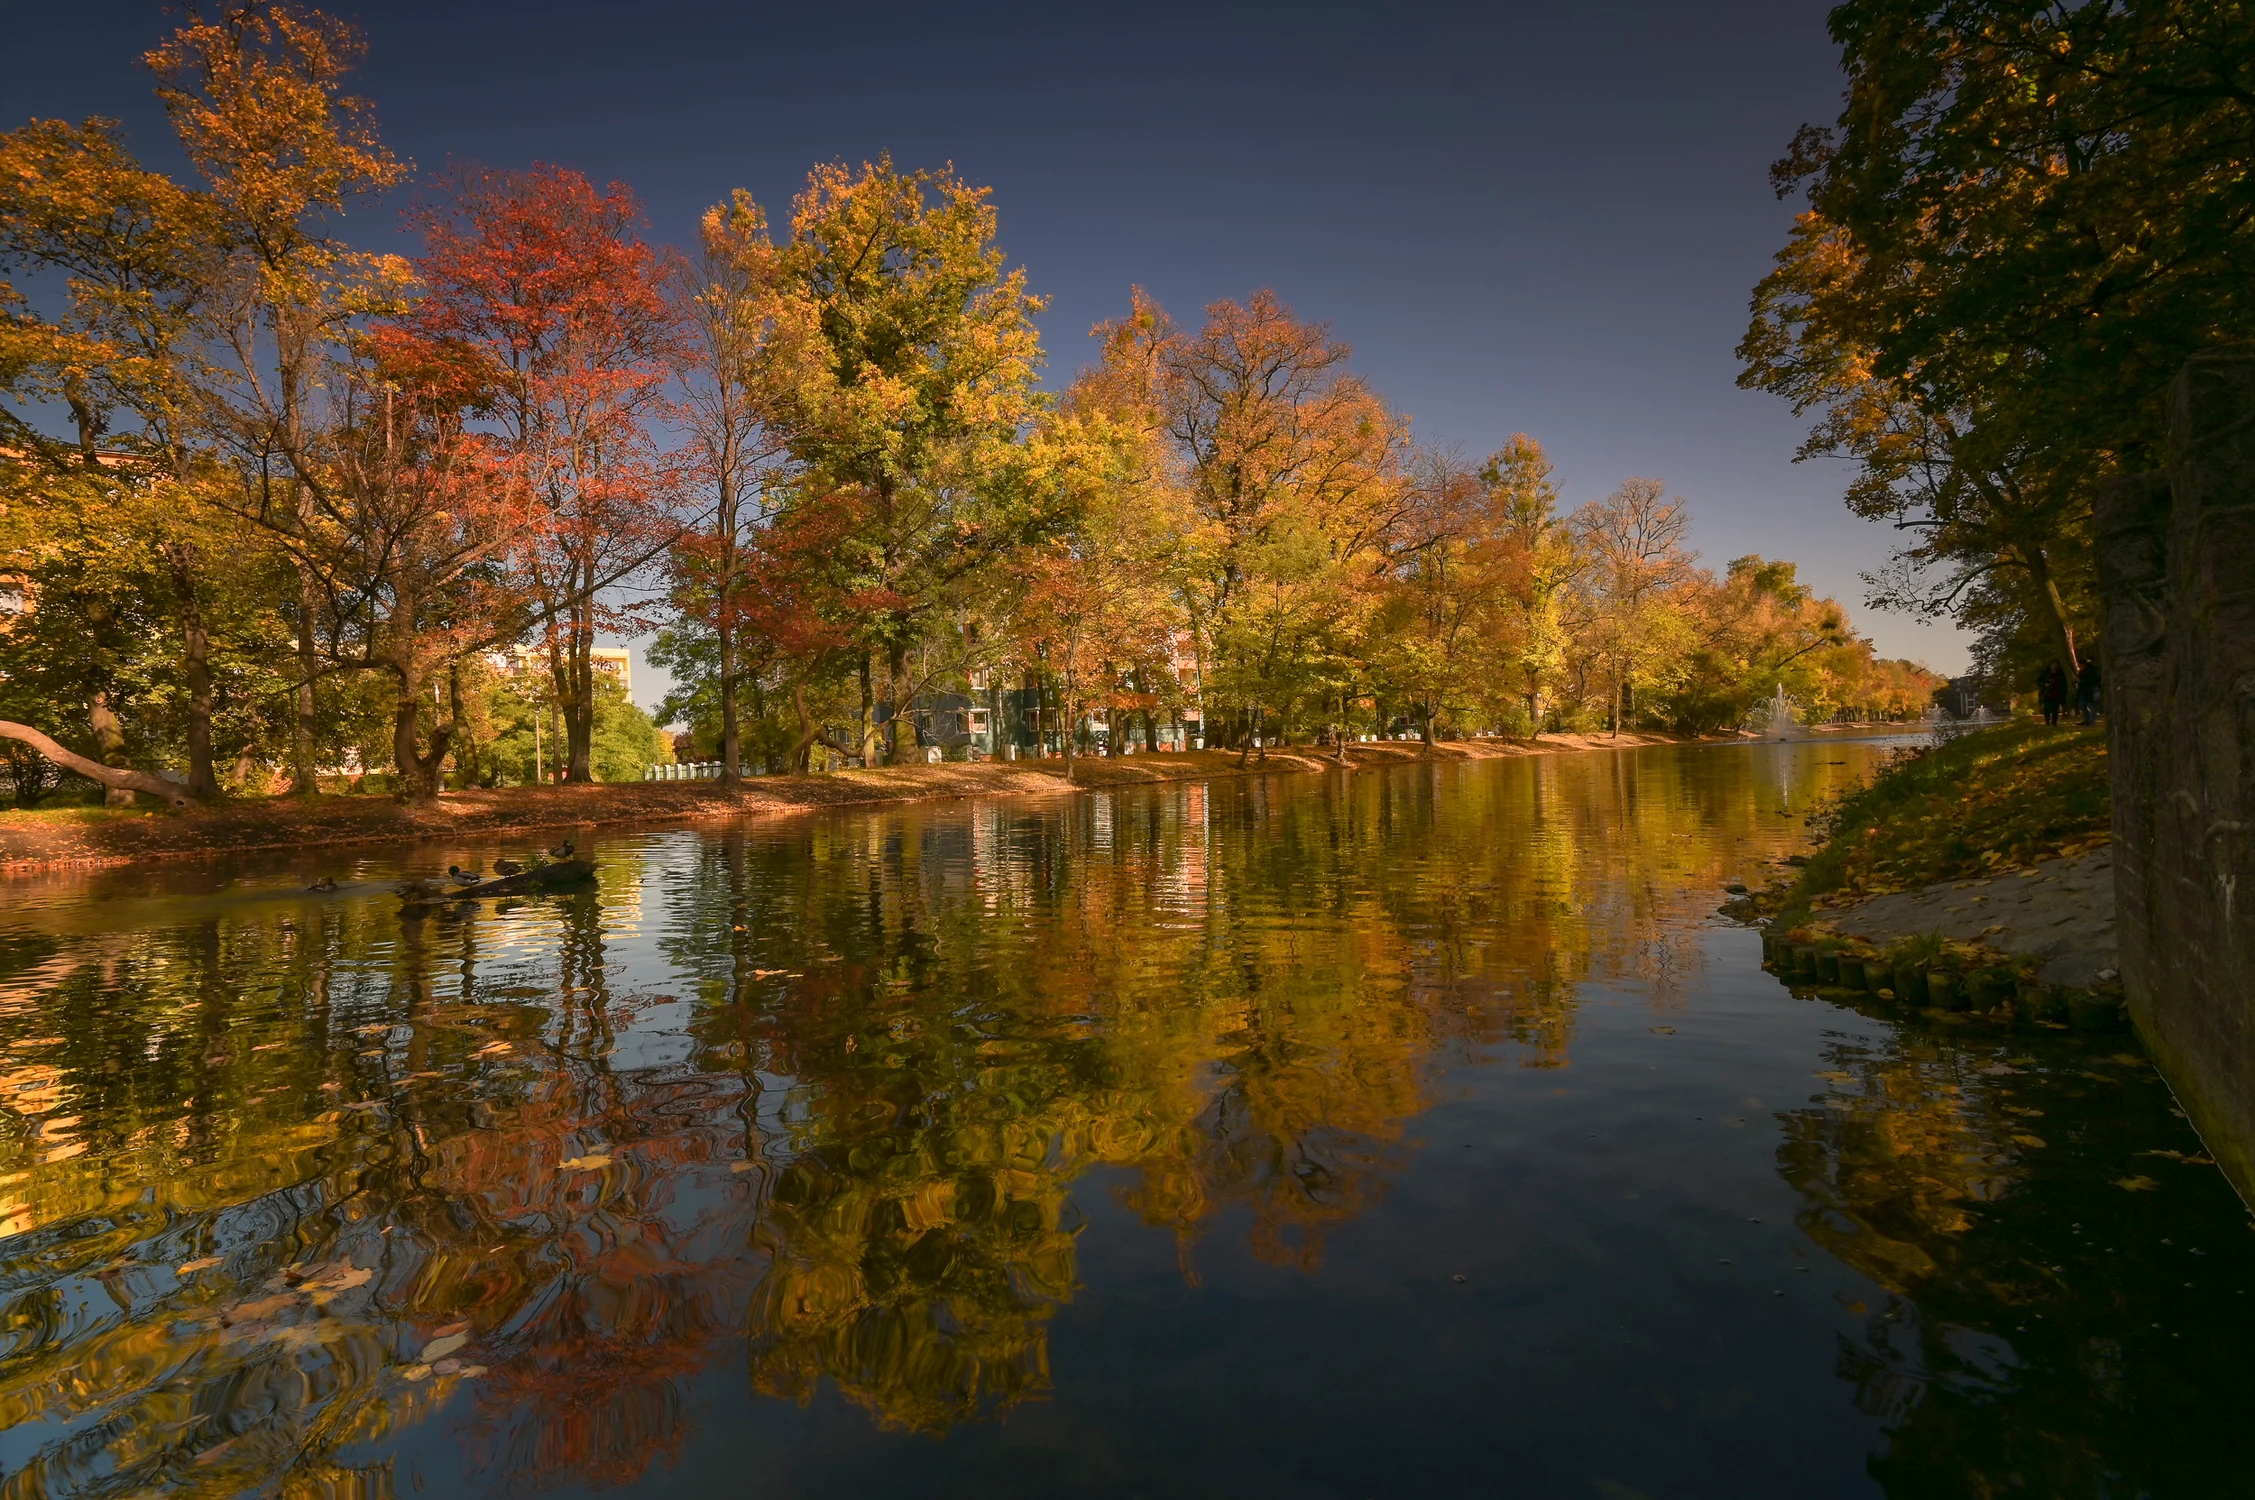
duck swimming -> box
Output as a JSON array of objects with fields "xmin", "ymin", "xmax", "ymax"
[{"xmin": 306, "ymin": 876, "xmax": 339, "ymax": 893}]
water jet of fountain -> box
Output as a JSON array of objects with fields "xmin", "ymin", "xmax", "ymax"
[{"xmin": 1763, "ymin": 684, "xmax": 1805, "ymax": 741}]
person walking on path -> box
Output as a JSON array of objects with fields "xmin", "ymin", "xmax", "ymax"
[
  {"xmin": 2076, "ymin": 659, "xmax": 2102, "ymax": 725},
  {"xmin": 2038, "ymin": 663, "xmax": 2069, "ymax": 726}
]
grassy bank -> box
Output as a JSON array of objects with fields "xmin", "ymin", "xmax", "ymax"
[
  {"xmin": 0, "ymin": 730, "xmax": 1708, "ymax": 872},
  {"xmin": 1769, "ymin": 722, "xmax": 2110, "ymax": 927}
]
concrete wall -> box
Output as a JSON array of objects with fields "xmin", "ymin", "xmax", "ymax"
[{"xmin": 2096, "ymin": 351, "xmax": 2255, "ymax": 1202}]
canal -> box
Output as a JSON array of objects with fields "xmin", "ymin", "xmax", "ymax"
[{"xmin": 0, "ymin": 737, "xmax": 2245, "ymax": 1497}]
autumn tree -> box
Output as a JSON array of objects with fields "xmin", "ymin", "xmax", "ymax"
[
  {"xmin": 1112, "ymin": 289, "xmax": 1410, "ymax": 753},
  {"xmin": 1741, "ymin": 2, "xmax": 2254, "ymax": 681},
  {"xmin": 1004, "ymin": 381, "xmax": 1192, "ymax": 775},
  {"xmin": 1571, "ymin": 478, "xmax": 1700, "ymax": 734},
  {"xmin": 713, "ymin": 158, "xmax": 1052, "ymax": 765},
  {"xmin": 667, "ymin": 201, "xmax": 786, "ymax": 784},
  {"xmin": 403, "ymin": 164, "xmax": 680, "ymax": 784},
  {"xmin": 146, "ymin": 0, "xmax": 411, "ymax": 792},
  {"xmin": 1477, "ymin": 435, "xmax": 1584, "ymax": 733}
]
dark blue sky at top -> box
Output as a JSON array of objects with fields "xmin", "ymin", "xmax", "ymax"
[{"xmin": 4, "ymin": 0, "xmax": 1971, "ymax": 697}]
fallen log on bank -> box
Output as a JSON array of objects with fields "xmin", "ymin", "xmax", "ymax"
[{"xmin": 0, "ymin": 721, "xmax": 197, "ymax": 808}]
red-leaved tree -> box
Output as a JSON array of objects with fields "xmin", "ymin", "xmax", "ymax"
[{"xmin": 403, "ymin": 164, "xmax": 681, "ymax": 781}]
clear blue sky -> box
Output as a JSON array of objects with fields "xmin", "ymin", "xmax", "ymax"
[{"xmin": 5, "ymin": 0, "xmax": 1972, "ymax": 708}]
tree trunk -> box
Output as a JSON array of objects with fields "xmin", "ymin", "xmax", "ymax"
[
  {"xmin": 790, "ymin": 679, "xmax": 815, "ymax": 775},
  {"xmin": 718, "ymin": 610, "xmax": 740, "ymax": 786},
  {"xmin": 858, "ymin": 654, "xmax": 877, "ymax": 765},
  {"xmin": 163, "ymin": 545, "xmax": 220, "ymax": 801},
  {"xmin": 88, "ymin": 689, "xmax": 134, "ymax": 808},
  {"xmin": 448, "ymin": 661, "xmax": 480, "ymax": 788},
  {"xmin": 886, "ymin": 641, "xmax": 915, "ymax": 766},
  {"xmin": 0, "ymin": 721, "xmax": 194, "ymax": 806},
  {"xmin": 390, "ymin": 657, "xmax": 453, "ymax": 809},
  {"xmin": 287, "ymin": 473, "xmax": 323, "ymax": 795},
  {"xmin": 565, "ymin": 562, "xmax": 596, "ymax": 782},
  {"xmin": 716, "ymin": 479, "xmax": 741, "ymax": 786}
]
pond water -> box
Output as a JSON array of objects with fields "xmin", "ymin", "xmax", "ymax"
[{"xmin": 0, "ymin": 738, "xmax": 2247, "ymax": 1498}]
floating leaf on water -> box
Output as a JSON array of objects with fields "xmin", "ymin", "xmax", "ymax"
[
  {"xmin": 400, "ymin": 1363, "xmax": 432, "ymax": 1381},
  {"xmin": 2114, "ymin": 1175, "xmax": 2161, "ymax": 1193},
  {"xmin": 2111, "ymin": 1053, "xmax": 2144, "ymax": 1067},
  {"xmin": 176, "ymin": 1257, "xmax": 224, "ymax": 1275},
  {"xmin": 432, "ymin": 1320, "xmax": 470, "ymax": 1337},
  {"xmin": 730, "ymin": 1161, "xmax": 757, "ymax": 1173},
  {"xmin": 558, "ymin": 1154, "xmax": 612, "ymax": 1171},
  {"xmin": 456, "ymin": 1364, "xmax": 488, "ymax": 1378},
  {"xmin": 419, "ymin": 1332, "xmax": 469, "ymax": 1361},
  {"xmin": 225, "ymin": 1293, "xmax": 302, "ymax": 1323},
  {"xmin": 1649, "ymin": 1026, "xmax": 1675, "ymax": 1035},
  {"xmin": 2010, "ymin": 1134, "xmax": 2047, "ymax": 1148},
  {"xmin": 300, "ymin": 1264, "xmax": 372, "ymax": 1294}
]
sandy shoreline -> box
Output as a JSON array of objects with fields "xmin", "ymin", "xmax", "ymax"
[{"xmin": 0, "ymin": 731, "xmax": 1736, "ymax": 874}]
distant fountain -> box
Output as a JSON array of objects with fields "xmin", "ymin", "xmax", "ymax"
[
  {"xmin": 1762, "ymin": 685, "xmax": 1805, "ymax": 741},
  {"xmin": 1929, "ymin": 697, "xmax": 1999, "ymax": 744}
]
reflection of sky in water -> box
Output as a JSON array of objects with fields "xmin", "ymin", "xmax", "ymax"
[{"xmin": 0, "ymin": 737, "xmax": 2246, "ymax": 1498}]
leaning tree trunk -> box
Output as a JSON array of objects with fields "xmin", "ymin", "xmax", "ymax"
[
  {"xmin": 0, "ymin": 722, "xmax": 195, "ymax": 807},
  {"xmin": 2020, "ymin": 542, "xmax": 2082, "ymax": 677}
]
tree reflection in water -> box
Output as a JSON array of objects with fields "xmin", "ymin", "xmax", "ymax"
[{"xmin": 7, "ymin": 746, "xmax": 2218, "ymax": 1496}]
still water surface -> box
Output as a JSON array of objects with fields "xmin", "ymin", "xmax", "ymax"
[{"xmin": 0, "ymin": 739, "xmax": 2248, "ymax": 1498}]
